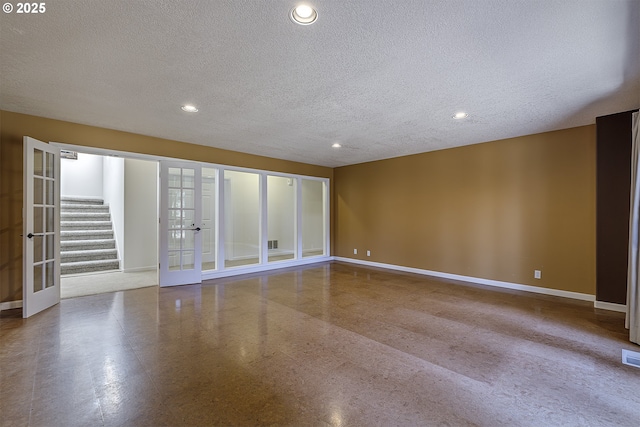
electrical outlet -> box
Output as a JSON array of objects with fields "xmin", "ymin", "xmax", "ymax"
[
  {"xmin": 354, "ymin": 248, "xmax": 357, "ymax": 255},
  {"xmin": 367, "ymin": 250, "xmax": 371, "ymax": 257},
  {"xmin": 534, "ymin": 270, "xmax": 541, "ymax": 279}
]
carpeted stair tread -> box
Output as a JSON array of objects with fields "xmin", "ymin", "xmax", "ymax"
[
  {"xmin": 60, "ymin": 196, "xmax": 105, "ymax": 205},
  {"xmin": 61, "ymin": 259, "xmax": 120, "ymax": 275},
  {"xmin": 61, "ymin": 203, "xmax": 110, "ymax": 211},
  {"xmin": 61, "ymin": 249, "xmax": 118, "ymax": 263},
  {"xmin": 61, "ymin": 239, "xmax": 116, "ymax": 250},
  {"xmin": 61, "ymin": 248, "xmax": 117, "ymax": 257},
  {"xmin": 61, "ymin": 212, "xmax": 112, "ymax": 221},
  {"xmin": 61, "ymin": 220, "xmax": 113, "ymax": 230},
  {"xmin": 61, "ymin": 230, "xmax": 114, "ymax": 240}
]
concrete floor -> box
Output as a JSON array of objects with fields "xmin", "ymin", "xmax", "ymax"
[{"xmin": 1, "ymin": 262, "xmax": 639, "ymax": 426}]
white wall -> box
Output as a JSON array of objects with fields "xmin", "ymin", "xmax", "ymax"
[
  {"xmin": 60, "ymin": 153, "xmax": 103, "ymax": 198},
  {"xmin": 267, "ymin": 176, "xmax": 295, "ymax": 254},
  {"xmin": 103, "ymin": 157, "xmax": 125, "ymax": 266},
  {"xmin": 225, "ymin": 171, "xmax": 260, "ymax": 260},
  {"xmin": 302, "ymin": 179, "xmax": 324, "ymax": 252},
  {"xmin": 123, "ymin": 159, "xmax": 158, "ymax": 271}
]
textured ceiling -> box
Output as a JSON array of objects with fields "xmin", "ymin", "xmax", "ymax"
[{"xmin": 1, "ymin": 0, "xmax": 639, "ymax": 167}]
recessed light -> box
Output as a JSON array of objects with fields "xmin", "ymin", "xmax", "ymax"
[
  {"xmin": 290, "ymin": 4, "xmax": 318, "ymax": 25},
  {"xmin": 181, "ymin": 105, "xmax": 199, "ymax": 113},
  {"xmin": 332, "ymin": 143, "xmax": 342, "ymax": 148},
  {"xmin": 453, "ymin": 112, "xmax": 468, "ymax": 119}
]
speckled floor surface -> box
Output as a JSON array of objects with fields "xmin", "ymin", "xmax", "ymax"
[{"xmin": 1, "ymin": 261, "xmax": 639, "ymax": 426}]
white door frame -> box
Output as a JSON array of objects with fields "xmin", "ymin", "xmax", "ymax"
[{"xmin": 23, "ymin": 137, "xmax": 61, "ymax": 318}]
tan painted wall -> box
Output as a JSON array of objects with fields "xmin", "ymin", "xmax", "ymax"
[
  {"xmin": 0, "ymin": 110, "xmax": 333, "ymax": 303},
  {"xmin": 334, "ymin": 125, "xmax": 597, "ymax": 295}
]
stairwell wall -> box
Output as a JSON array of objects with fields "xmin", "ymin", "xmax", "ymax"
[
  {"xmin": 123, "ymin": 158, "xmax": 158, "ymax": 272},
  {"xmin": 103, "ymin": 157, "xmax": 125, "ymax": 269},
  {"xmin": 60, "ymin": 152, "xmax": 103, "ymax": 198}
]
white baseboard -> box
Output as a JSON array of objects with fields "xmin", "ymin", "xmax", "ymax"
[
  {"xmin": 122, "ymin": 266, "xmax": 157, "ymax": 273},
  {"xmin": 0, "ymin": 300, "xmax": 23, "ymax": 311},
  {"xmin": 333, "ymin": 257, "xmax": 597, "ymax": 303},
  {"xmin": 202, "ymin": 256, "xmax": 332, "ymax": 281},
  {"xmin": 594, "ymin": 301, "xmax": 627, "ymax": 312},
  {"xmin": 4, "ymin": 259, "xmax": 623, "ymax": 313}
]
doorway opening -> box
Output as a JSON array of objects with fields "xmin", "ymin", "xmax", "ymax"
[{"xmin": 59, "ymin": 150, "xmax": 159, "ymax": 298}]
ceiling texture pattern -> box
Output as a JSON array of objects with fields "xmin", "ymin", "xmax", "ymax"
[{"xmin": 1, "ymin": 0, "xmax": 639, "ymax": 167}]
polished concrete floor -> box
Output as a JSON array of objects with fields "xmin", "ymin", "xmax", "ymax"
[{"xmin": 1, "ymin": 262, "xmax": 639, "ymax": 426}]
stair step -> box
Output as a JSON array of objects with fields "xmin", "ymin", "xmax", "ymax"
[
  {"xmin": 61, "ymin": 212, "xmax": 111, "ymax": 221},
  {"xmin": 61, "ymin": 259, "xmax": 120, "ymax": 275},
  {"xmin": 61, "ymin": 249, "xmax": 118, "ymax": 263},
  {"xmin": 61, "ymin": 221, "xmax": 112, "ymax": 230},
  {"xmin": 61, "ymin": 239, "xmax": 116, "ymax": 250},
  {"xmin": 61, "ymin": 230, "xmax": 114, "ymax": 241},
  {"xmin": 60, "ymin": 197, "xmax": 104, "ymax": 205},
  {"xmin": 61, "ymin": 204, "xmax": 110, "ymax": 213}
]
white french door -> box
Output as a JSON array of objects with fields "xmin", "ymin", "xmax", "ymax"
[
  {"xmin": 23, "ymin": 137, "xmax": 60, "ymax": 318},
  {"xmin": 159, "ymin": 161, "xmax": 202, "ymax": 286}
]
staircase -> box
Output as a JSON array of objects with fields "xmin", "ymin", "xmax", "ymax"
[{"xmin": 60, "ymin": 197, "xmax": 120, "ymax": 275}]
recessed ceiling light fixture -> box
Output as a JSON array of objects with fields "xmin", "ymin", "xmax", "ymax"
[
  {"xmin": 453, "ymin": 112, "xmax": 468, "ymax": 119},
  {"xmin": 181, "ymin": 105, "xmax": 199, "ymax": 113},
  {"xmin": 332, "ymin": 143, "xmax": 342, "ymax": 148},
  {"xmin": 290, "ymin": 4, "xmax": 318, "ymax": 25}
]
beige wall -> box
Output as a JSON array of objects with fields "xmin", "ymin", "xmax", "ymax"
[
  {"xmin": 0, "ymin": 110, "xmax": 334, "ymax": 303},
  {"xmin": 334, "ymin": 125, "xmax": 597, "ymax": 295}
]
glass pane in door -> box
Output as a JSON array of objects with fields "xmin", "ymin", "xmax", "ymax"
[
  {"xmin": 46, "ymin": 152, "xmax": 55, "ymax": 178},
  {"xmin": 34, "ymin": 149, "xmax": 43, "ymax": 176},
  {"xmin": 34, "ymin": 207, "xmax": 43, "ymax": 233},
  {"xmin": 34, "ymin": 264, "xmax": 43, "ymax": 292},
  {"xmin": 45, "ymin": 261, "xmax": 55, "ymax": 288},
  {"xmin": 34, "ymin": 177, "xmax": 43, "ymax": 204},
  {"xmin": 34, "ymin": 236, "xmax": 43, "ymax": 263}
]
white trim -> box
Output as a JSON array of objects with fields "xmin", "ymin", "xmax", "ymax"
[
  {"xmin": 334, "ymin": 257, "xmax": 596, "ymax": 302},
  {"xmin": 202, "ymin": 256, "xmax": 332, "ymax": 280},
  {"xmin": 296, "ymin": 177, "xmax": 303, "ymax": 260},
  {"xmin": 622, "ymin": 349, "xmax": 640, "ymax": 368},
  {"xmin": 594, "ymin": 301, "xmax": 627, "ymax": 312},
  {"xmin": 122, "ymin": 266, "xmax": 157, "ymax": 273},
  {"xmin": 260, "ymin": 172, "xmax": 268, "ymax": 264},
  {"xmin": 0, "ymin": 300, "xmax": 23, "ymax": 311},
  {"xmin": 323, "ymin": 180, "xmax": 330, "ymax": 257},
  {"xmin": 51, "ymin": 142, "xmax": 331, "ymax": 182},
  {"xmin": 226, "ymin": 253, "xmax": 262, "ymax": 262}
]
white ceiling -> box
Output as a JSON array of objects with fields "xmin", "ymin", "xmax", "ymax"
[{"xmin": 1, "ymin": 0, "xmax": 639, "ymax": 168}]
